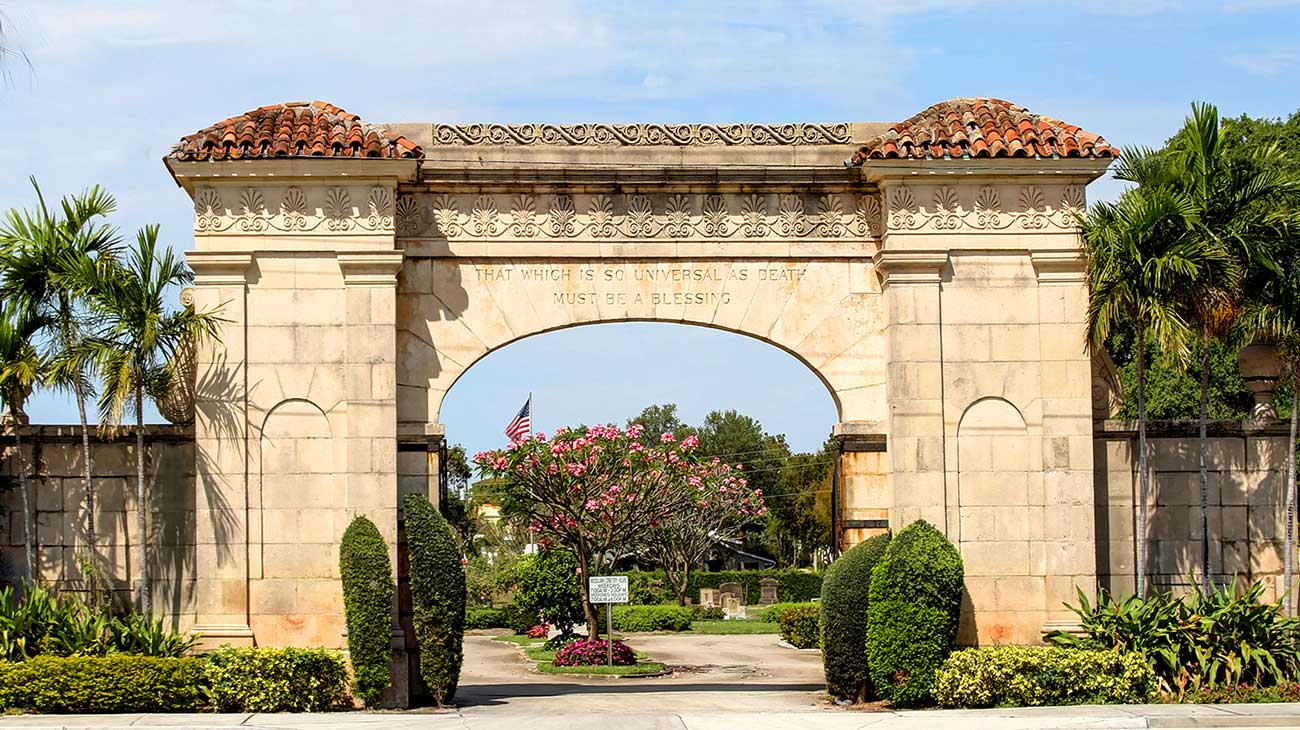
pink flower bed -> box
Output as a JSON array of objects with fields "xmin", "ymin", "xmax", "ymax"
[{"xmin": 553, "ymin": 638, "xmax": 636, "ymax": 666}]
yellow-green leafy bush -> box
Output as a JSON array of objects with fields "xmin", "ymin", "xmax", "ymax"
[
  {"xmin": 0, "ymin": 655, "xmax": 206, "ymax": 712},
  {"xmin": 339, "ymin": 515, "xmax": 394, "ymax": 707},
  {"xmin": 778, "ymin": 605, "xmax": 820, "ymax": 649},
  {"xmin": 934, "ymin": 646, "xmax": 1157, "ymax": 708},
  {"xmin": 204, "ymin": 646, "xmax": 348, "ymax": 712}
]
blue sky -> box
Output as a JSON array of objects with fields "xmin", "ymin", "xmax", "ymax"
[{"xmin": 3, "ymin": 0, "xmax": 1299, "ymax": 456}]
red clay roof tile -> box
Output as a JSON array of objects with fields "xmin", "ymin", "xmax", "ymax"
[
  {"xmin": 852, "ymin": 97, "xmax": 1115, "ymax": 164},
  {"xmin": 168, "ymin": 101, "xmax": 422, "ymax": 161}
]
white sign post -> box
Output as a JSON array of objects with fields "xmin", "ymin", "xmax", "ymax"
[{"xmin": 588, "ymin": 575, "xmax": 629, "ymax": 666}]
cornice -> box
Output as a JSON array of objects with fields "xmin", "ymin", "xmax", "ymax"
[
  {"xmin": 185, "ymin": 251, "xmax": 253, "ymax": 286},
  {"xmin": 338, "ymin": 252, "xmax": 405, "ymax": 286},
  {"xmin": 871, "ymin": 250, "xmax": 949, "ymax": 287}
]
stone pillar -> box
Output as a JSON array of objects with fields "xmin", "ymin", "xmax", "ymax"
[
  {"xmin": 187, "ymin": 251, "xmax": 255, "ymax": 647},
  {"xmin": 873, "ymin": 248, "xmax": 949, "ymax": 531}
]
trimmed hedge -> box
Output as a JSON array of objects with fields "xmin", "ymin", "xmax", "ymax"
[
  {"xmin": 204, "ymin": 647, "xmax": 349, "ymax": 712},
  {"xmin": 0, "ymin": 655, "xmax": 206, "ymax": 712},
  {"xmin": 466, "ymin": 606, "xmax": 510, "ymax": 630},
  {"xmin": 612, "ymin": 605, "xmax": 694, "ymax": 632},
  {"xmin": 339, "ymin": 515, "xmax": 394, "ymax": 707},
  {"xmin": 623, "ymin": 569, "xmax": 822, "ymax": 605},
  {"xmin": 405, "ymin": 493, "xmax": 466, "ymax": 707},
  {"xmin": 866, "ymin": 520, "xmax": 964, "ymax": 707},
  {"xmin": 934, "ymin": 647, "xmax": 1157, "ymax": 708},
  {"xmin": 820, "ymin": 533, "xmax": 890, "ymax": 703},
  {"xmin": 778, "ymin": 605, "xmax": 820, "ymax": 649},
  {"xmin": 760, "ymin": 601, "xmax": 818, "ymax": 623}
]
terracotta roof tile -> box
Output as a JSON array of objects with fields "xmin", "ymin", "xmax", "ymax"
[
  {"xmin": 851, "ymin": 97, "xmax": 1115, "ymax": 164},
  {"xmin": 168, "ymin": 101, "xmax": 422, "ymax": 161}
]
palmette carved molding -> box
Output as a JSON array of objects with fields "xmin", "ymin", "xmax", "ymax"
[
  {"xmin": 395, "ymin": 192, "xmax": 884, "ymax": 241},
  {"xmin": 430, "ymin": 122, "xmax": 852, "ymax": 146},
  {"xmin": 193, "ymin": 185, "xmax": 396, "ymax": 234},
  {"xmin": 886, "ymin": 183, "xmax": 1086, "ymax": 232}
]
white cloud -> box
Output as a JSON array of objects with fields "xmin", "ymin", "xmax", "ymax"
[{"xmin": 1225, "ymin": 48, "xmax": 1300, "ymax": 75}]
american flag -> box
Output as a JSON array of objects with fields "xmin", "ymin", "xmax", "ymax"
[{"xmin": 505, "ymin": 396, "xmax": 532, "ymax": 441}]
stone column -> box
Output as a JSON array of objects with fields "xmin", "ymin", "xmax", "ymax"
[{"xmin": 186, "ymin": 251, "xmax": 255, "ymax": 647}]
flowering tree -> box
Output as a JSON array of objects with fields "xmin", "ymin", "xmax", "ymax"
[
  {"xmin": 640, "ymin": 458, "xmax": 766, "ymax": 606},
  {"xmin": 474, "ymin": 423, "xmax": 744, "ymax": 632}
]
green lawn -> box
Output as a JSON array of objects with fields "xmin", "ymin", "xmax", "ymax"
[
  {"xmin": 689, "ymin": 620, "xmax": 780, "ymax": 634},
  {"xmin": 534, "ymin": 661, "xmax": 668, "ymax": 676}
]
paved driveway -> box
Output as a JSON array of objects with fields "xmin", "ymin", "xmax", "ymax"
[{"xmin": 456, "ymin": 631, "xmax": 828, "ymax": 714}]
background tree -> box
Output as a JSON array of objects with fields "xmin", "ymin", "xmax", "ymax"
[
  {"xmin": 474, "ymin": 424, "xmax": 704, "ymax": 632},
  {"xmin": 0, "ymin": 306, "xmax": 45, "ymax": 578},
  {"xmin": 769, "ymin": 441, "xmax": 835, "ymax": 566},
  {"xmin": 514, "ymin": 549, "xmax": 585, "ymax": 636},
  {"xmin": 639, "ymin": 459, "xmax": 766, "ymax": 604},
  {"xmin": 0, "ymin": 179, "xmax": 120, "ymax": 563},
  {"xmin": 79, "ymin": 226, "xmax": 221, "ymax": 613},
  {"xmin": 628, "ymin": 403, "xmax": 691, "ymax": 443}
]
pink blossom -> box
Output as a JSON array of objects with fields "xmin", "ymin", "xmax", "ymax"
[{"xmin": 660, "ymin": 432, "xmax": 676, "ymax": 443}]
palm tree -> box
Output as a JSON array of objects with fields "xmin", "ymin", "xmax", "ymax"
[
  {"xmin": 0, "ymin": 306, "xmax": 46, "ymax": 579},
  {"xmin": 1241, "ymin": 211, "xmax": 1300, "ymax": 614},
  {"xmin": 1086, "ymin": 148, "xmax": 1221, "ymax": 596},
  {"xmin": 0, "ymin": 179, "xmax": 120, "ymax": 567},
  {"xmin": 79, "ymin": 226, "xmax": 221, "ymax": 613},
  {"xmin": 1166, "ymin": 102, "xmax": 1299, "ymax": 593}
]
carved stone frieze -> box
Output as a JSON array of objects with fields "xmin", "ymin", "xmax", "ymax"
[
  {"xmin": 429, "ymin": 122, "xmax": 852, "ymax": 146},
  {"xmin": 884, "ymin": 183, "xmax": 1086, "ymax": 233},
  {"xmin": 192, "ymin": 184, "xmax": 397, "ymax": 234},
  {"xmin": 395, "ymin": 191, "xmax": 881, "ymax": 242}
]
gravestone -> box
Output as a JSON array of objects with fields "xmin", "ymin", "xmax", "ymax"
[
  {"xmin": 718, "ymin": 582, "xmax": 744, "ymax": 606},
  {"xmin": 699, "ymin": 588, "xmax": 718, "ymax": 608},
  {"xmin": 759, "ymin": 577, "xmax": 779, "ymax": 606},
  {"xmin": 723, "ymin": 594, "xmax": 741, "ymax": 619}
]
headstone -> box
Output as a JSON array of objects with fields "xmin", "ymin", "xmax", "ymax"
[
  {"xmin": 723, "ymin": 594, "xmax": 741, "ymax": 618},
  {"xmin": 699, "ymin": 588, "xmax": 718, "ymax": 607},
  {"xmin": 718, "ymin": 582, "xmax": 744, "ymax": 606},
  {"xmin": 759, "ymin": 577, "xmax": 779, "ymax": 606}
]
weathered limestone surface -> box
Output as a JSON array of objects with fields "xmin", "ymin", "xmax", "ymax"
[
  {"xmin": 1094, "ymin": 421, "xmax": 1292, "ymax": 600},
  {"xmin": 0, "ymin": 425, "xmax": 195, "ymax": 626}
]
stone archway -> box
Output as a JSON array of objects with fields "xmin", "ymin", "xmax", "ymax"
[{"xmin": 167, "ymin": 97, "xmax": 1115, "ymax": 664}]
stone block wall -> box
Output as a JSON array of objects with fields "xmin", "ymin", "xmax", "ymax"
[
  {"xmin": 1094, "ymin": 420, "xmax": 1292, "ymax": 600},
  {"xmin": 0, "ymin": 425, "xmax": 196, "ymax": 629}
]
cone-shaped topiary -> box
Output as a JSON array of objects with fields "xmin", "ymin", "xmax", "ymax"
[
  {"xmin": 404, "ymin": 494, "xmax": 466, "ymax": 707},
  {"xmin": 820, "ymin": 532, "xmax": 891, "ymax": 703},
  {"xmin": 866, "ymin": 520, "xmax": 964, "ymax": 707},
  {"xmin": 339, "ymin": 515, "xmax": 394, "ymax": 707}
]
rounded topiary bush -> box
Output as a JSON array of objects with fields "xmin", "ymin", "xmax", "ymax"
[
  {"xmin": 404, "ymin": 493, "xmax": 466, "ymax": 707},
  {"xmin": 339, "ymin": 515, "xmax": 394, "ymax": 707},
  {"xmin": 866, "ymin": 520, "xmax": 964, "ymax": 707},
  {"xmin": 820, "ymin": 532, "xmax": 891, "ymax": 703}
]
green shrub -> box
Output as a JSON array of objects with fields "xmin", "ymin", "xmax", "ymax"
[
  {"xmin": 504, "ymin": 603, "xmax": 536, "ymax": 635},
  {"xmin": 820, "ymin": 533, "xmax": 890, "ymax": 702},
  {"xmin": 778, "ymin": 605, "xmax": 820, "ymax": 649},
  {"xmin": 466, "ymin": 607, "xmax": 510, "ymax": 630},
  {"xmin": 1046, "ymin": 581, "xmax": 1300, "ymax": 692},
  {"xmin": 615, "ymin": 569, "xmax": 822, "ymax": 605},
  {"xmin": 866, "ymin": 520, "xmax": 964, "ymax": 707},
  {"xmin": 626, "ymin": 571, "xmax": 672, "ymax": 605},
  {"xmin": 934, "ymin": 646, "xmax": 1157, "ymax": 708},
  {"xmin": 0, "ymin": 655, "xmax": 206, "ymax": 712},
  {"xmin": 339, "ymin": 515, "xmax": 394, "ymax": 707},
  {"xmin": 1177, "ymin": 682, "xmax": 1300, "ymax": 704},
  {"xmin": 516, "ymin": 550, "xmax": 584, "ymax": 636},
  {"xmin": 760, "ymin": 601, "xmax": 818, "ymax": 623},
  {"xmin": 404, "ymin": 493, "xmax": 466, "ymax": 707},
  {"xmin": 204, "ymin": 646, "xmax": 348, "ymax": 712},
  {"xmin": 612, "ymin": 605, "xmax": 694, "ymax": 632}
]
